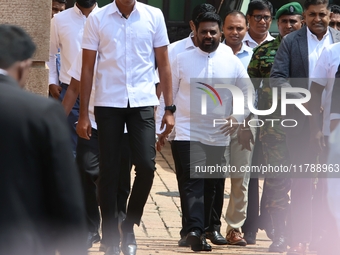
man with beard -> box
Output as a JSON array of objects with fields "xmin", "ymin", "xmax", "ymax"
[
  {"xmin": 156, "ymin": 3, "xmax": 232, "ymax": 247},
  {"xmin": 47, "ymin": 0, "xmax": 100, "ymax": 248},
  {"xmin": 247, "ymin": 2, "xmax": 303, "ymax": 252},
  {"xmin": 47, "ymin": 0, "xmax": 98, "ymax": 157},
  {"xmin": 270, "ymin": 0, "xmax": 340, "ymax": 254},
  {"xmin": 161, "ymin": 11, "xmax": 254, "ymax": 252}
]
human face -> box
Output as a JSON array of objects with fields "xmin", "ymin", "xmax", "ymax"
[
  {"xmin": 223, "ymin": 14, "xmax": 247, "ymax": 48},
  {"xmin": 330, "ymin": 12, "xmax": 340, "ymax": 30},
  {"xmin": 304, "ymin": 4, "xmax": 330, "ymax": 39},
  {"xmin": 51, "ymin": 1, "xmax": 65, "ymax": 18},
  {"xmin": 196, "ymin": 21, "xmax": 221, "ymax": 53},
  {"xmin": 277, "ymin": 14, "xmax": 303, "ymax": 37},
  {"xmin": 247, "ymin": 9, "xmax": 272, "ymax": 35}
]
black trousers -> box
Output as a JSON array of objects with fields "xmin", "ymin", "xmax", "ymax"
[
  {"xmin": 171, "ymin": 141, "xmax": 225, "ymax": 233},
  {"xmin": 94, "ymin": 106, "xmax": 156, "ymax": 245},
  {"xmin": 170, "ymin": 141, "xmax": 187, "ymax": 238},
  {"xmin": 242, "ymin": 127, "xmax": 270, "ymax": 233},
  {"xmin": 76, "ymin": 130, "xmax": 131, "ymax": 236},
  {"xmin": 208, "ymin": 178, "xmax": 225, "ymax": 233}
]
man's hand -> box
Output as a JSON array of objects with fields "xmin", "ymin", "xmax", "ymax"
[
  {"xmin": 49, "ymin": 84, "xmax": 62, "ymax": 99},
  {"xmin": 156, "ymin": 133, "xmax": 167, "ymax": 152},
  {"xmin": 310, "ymin": 130, "xmax": 325, "ymax": 155},
  {"xmin": 237, "ymin": 127, "xmax": 254, "ymax": 151},
  {"xmin": 76, "ymin": 115, "xmax": 92, "ymax": 140},
  {"xmin": 330, "ymin": 119, "xmax": 340, "ymax": 133},
  {"xmin": 160, "ymin": 111, "xmax": 175, "ymax": 137},
  {"xmin": 220, "ymin": 116, "xmax": 239, "ymax": 136}
]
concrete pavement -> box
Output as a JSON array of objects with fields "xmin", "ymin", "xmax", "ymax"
[{"xmin": 88, "ymin": 142, "xmax": 317, "ymax": 255}]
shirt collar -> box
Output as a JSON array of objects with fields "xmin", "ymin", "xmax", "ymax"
[
  {"xmin": 242, "ymin": 31, "xmax": 274, "ymax": 45},
  {"xmin": 306, "ymin": 26, "xmax": 329, "ymax": 41},
  {"xmin": 222, "ymin": 39, "xmax": 252, "ymax": 55},
  {"xmin": 196, "ymin": 45, "xmax": 218, "ymax": 57},
  {"xmin": 73, "ymin": 2, "xmax": 98, "ymax": 16},
  {"xmin": 110, "ymin": 0, "xmax": 137, "ymax": 16},
  {"xmin": 185, "ymin": 32, "xmax": 196, "ymax": 50}
]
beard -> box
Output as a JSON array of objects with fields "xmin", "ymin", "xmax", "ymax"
[
  {"xmin": 198, "ymin": 38, "xmax": 218, "ymax": 53},
  {"xmin": 76, "ymin": 0, "xmax": 96, "ymax": 8}
]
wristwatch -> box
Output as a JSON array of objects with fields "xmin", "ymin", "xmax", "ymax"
[{"xmin": 164, "ymin": 104, "xmax": 176, "ymax": 113}]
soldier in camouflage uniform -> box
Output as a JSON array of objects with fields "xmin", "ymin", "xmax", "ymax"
[{"xmin": 247, "ymin": 2, "xmax": 303, "ymax": 253}]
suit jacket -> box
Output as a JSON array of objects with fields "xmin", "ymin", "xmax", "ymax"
[
  {"xmin": 330, "ymin": 64, "xmax": 340, "ymax": 115},
  {"xmin": 0, "ymin": 74, "xmax": 87, "ymax": 255},
  {"xmin": 270, "ymin": 26, "xmax": 340, "ymax": 135}
]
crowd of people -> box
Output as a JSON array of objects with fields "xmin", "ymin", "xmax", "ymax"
[{"xmin": 1, "ymin": 0, "xmax": 340, "ymax": 255}]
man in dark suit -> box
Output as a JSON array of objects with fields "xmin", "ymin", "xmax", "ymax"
[
  {"xmin": 0, "ymin": 24, "xmax": 87, "ymax": 255},
  {"xmin": 270, "ymin": 0, "xmax": 340, "ymax": 254}
]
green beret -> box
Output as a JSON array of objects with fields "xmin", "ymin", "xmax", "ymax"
[{"xmin": 275, "ymin": 2, "xmax": 303, "ymax": 20}]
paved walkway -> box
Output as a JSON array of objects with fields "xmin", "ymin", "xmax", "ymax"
[{"xmin": 88, "ymin": 142, "xmax": 317, "ymax": 255}]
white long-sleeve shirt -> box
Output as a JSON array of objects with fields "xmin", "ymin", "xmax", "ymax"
[{"xmin": 172, "ymin": 45, "xmax": 254, "ymax": 146}]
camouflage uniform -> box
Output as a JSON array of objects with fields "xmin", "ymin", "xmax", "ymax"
[{"xmin": 247, "ymin": 35, "xmax": 291, "ymax": 214}]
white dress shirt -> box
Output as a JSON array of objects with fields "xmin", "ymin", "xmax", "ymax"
[
  {"xmin": 68, "ymin": 51, "xmax": 97, "ymax": 130},
  {"xmin": 156, "ymin": 34, "xmax": 196, "ymax": 135},
  {"xmin": 223, "ymin": 40, "xmax": 253, "ymax": 69},
  {"xmin": 242, "ymin": 31, "xmax": 274, "ymax": 49},
  {"xmin": 307, "ymin": 27, "xmax": 333, "ymax": 89},
  {"xmin": 172, "ymin": 45, "xmax": 254, "ymax": 146},
  {"xmin": 310, "ymin": 43, "xmax": 340, "ymax": 135},
  {"xmin": 82, "ymin": 1, "xmax": 169, "ymax": 108},
  {"xmin": 68, "ymin": 51, "xmax": 128, "ymax": 133},
  {"xmin": 47, "ymin": 3, "xmax": 99, "ymax": 85}
]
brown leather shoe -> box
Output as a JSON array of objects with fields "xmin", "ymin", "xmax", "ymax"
[
  {"xmin": 287, "ymin": 243, "xmax": 306, "ymax": 255},
  {"xmin": 226, "ymin": 229, "xmax": 247, "ymax": 246}
]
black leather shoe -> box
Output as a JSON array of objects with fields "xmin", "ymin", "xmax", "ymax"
[
  {"xmin": 265, "ymin": 228, "xmax": 275, "ymax": 241},
  {"xmin": 205, "ymin": 231, "xmax": 228, "ymax": 245},
  {"xmin": 186, "ymin": 230, "xmax": 212, "ymax": 251},
  {"xmin": 104, "ymin": 246, "xmax": 121, "ymax": 255},
  {"xmin": 121, "ymin": 231, "xmax": 137, "ymax": 255},
  {"xmin": 243, "ymin": 232, "xmax": 256, "ymax": 245},
  {"xmin": 178, "ymin": 236, "xmax": 189, "ymax": 247},
  {"xmin": 87, "ymin": 231, "xmax": 101, "ymax": 249}
]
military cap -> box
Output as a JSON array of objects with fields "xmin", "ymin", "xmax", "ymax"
[{"xmin": 275, "ymin": 2, "xmax": 303, "ymax": 20}]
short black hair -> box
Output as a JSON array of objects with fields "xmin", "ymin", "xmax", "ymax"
[
  {"xmin": 304, "ymin": 0, "xmax": 330, "ymax": 10},
  {"xmin": 224, "ymin": 10, "xmax": 248, "ymax": 26},
  {"xmin": 246, "ymin": 0, "xmax": 273, "ymax": 16},
  {"xmin": 0, "ymin": 24, "xmax": 36, "ymax": 69},
  {"xmin": 194, "ymin": 12, "xmax": 222, "ymax": 31},
  {"xmin": 330, "ymin": 4, "xmax": 340, "ymax": 13},
  {"xmin": 191, "ymin": 3, "xmax": 216, "ymax": 22},
  {"xmin": 53, "ymin": 0, "xmax": 67, "ymax": 3}
]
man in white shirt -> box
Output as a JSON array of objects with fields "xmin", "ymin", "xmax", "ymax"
[
  {"xmin": 270, "ymin": 1, "xmax": 340, "ymax": 253},
  {"xmin": 222, "ymin": 9, "xmax": 254, "ymax": 246},
  {"xmin": 62, "ymin": 51, "xmax": 132, "ymax": 253},
  {"xmin": 309, "ymin": 42, "xmax": 340, "ymax": 255},
  {"xmin": 77, "ymin": 1, "xmax": 174, "ymax": 255},
  {"xmin": 47, "ymin": 0, "xmax": 98, "ymax": 157},
  {"xmin": 243, "ymin": 0, "xmax": 274, "ymax": 49},
  {"xmin": 165, "ymin": 11, "xmax": 254, "ymax": 252},
  {"xmin": 156, "ymin": 3, "xmax": 231, "ymax": 248}
]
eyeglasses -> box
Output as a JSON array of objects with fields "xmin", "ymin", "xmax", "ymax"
[
  {"xmin": 329, "ymin": 21, "xmax": 340, "ymax": 28},
  {"xmin": 251, "ymin": 15, "xmax": 272, "ymax": 22}
]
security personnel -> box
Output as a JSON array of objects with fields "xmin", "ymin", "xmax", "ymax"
[{"xmin": 247, "ymin": 2, "xmax": 303, "ymax": 253}]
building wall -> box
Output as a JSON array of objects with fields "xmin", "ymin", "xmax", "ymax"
[{"xmin": 1, "ymin": 0, "xmax": 51, "ymax": 96}]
